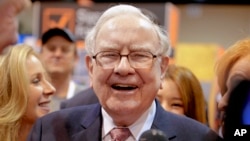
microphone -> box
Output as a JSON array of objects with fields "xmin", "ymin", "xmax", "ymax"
[{"xmin": 139, "ymin": 129, "xmax": 169, "ymax": 141}]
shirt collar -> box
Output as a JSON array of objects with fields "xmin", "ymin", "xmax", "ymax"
[
  {"xmin": 66, "ymin": 80, "xmax": 76, "ymax": 99},
  {"xmin": 102, "ymin": 100, "xmax": 156, "ymax": 140}
]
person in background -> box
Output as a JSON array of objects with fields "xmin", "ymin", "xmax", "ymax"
[
  {"xmin": 215, "ymin": 37, "xmax": 250, "ymax": 138},
  {"xmin": 39, "ymin": 27, "xmax": 86, "ymax": 112},
  {"xmin": 0, "ymin": 44, "xmax": 55, "ymax": 141},
  {"xmin": 28, "ymin": 4, "xmax": 222, "ymax": 141},
  {"xmin": 157, "ymin": 64, "xmax": 207, "ymax": 124},
  {"xmin": 0, "ymin": 0, "xmax": 31, "ymax": 54}
]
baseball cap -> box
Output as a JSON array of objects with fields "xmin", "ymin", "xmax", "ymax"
[{"xmin": 41, "ymin": 28, "xmax": 76, "ymax": 45}]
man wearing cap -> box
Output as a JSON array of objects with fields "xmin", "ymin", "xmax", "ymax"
[{"xmin": 40, "ymin": 27, "xmax": 86, "ymax": 112}]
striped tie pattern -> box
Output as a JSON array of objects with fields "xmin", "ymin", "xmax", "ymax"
[{"xmin": 110, "ymin": 127, "xmax": 131, "ymax": 141}]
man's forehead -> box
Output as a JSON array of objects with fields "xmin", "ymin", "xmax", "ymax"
[
  {"xmin": 97, "ymin": 15, "xmax": 157, "ymax": 42},
  {"xmin": 103, "ymin": 14, "xmax": 153, "ymax": 30}
]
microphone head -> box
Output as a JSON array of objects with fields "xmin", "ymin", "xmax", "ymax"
[{"xmin": 139, "ymin": 129, "xmax": 168, "ymax": 141}]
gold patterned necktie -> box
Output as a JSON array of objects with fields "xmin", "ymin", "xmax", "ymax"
[{"xmin": 110, "ymin": 127, "xmax": 131, "ymax": 141}]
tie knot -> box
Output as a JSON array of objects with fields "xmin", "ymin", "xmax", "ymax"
[{"xmin": 110, "ymin": 127, "xmax": 131, "ymax": 141}]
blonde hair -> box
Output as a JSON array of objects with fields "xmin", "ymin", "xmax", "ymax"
[
  {"xmin": 165, "ymin": 64, "xmax": 207, "ymax": 124},
  {"xmin": 215, "ymin": 38, "xmax": 250, "ymax": 95},
  {"xmin": 0, "ymin": 44, "xmax": 38, "ymax": 141}
]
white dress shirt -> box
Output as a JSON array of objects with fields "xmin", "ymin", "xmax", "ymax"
[{"xmin": 102, "ymin": 101, "xmax": 156, "ymax": 141}]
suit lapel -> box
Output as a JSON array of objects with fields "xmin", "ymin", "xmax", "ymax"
[
  {"xmin": 71, "ymin": 104, "xmax": 103, "ymax": 141},
  {"xmin": 151, "ymin": 100, "xmax": 177, "ymax": 140},
  {"xmin": 69, "ymin": 101, "xmax": 179, "ymax": 141}
]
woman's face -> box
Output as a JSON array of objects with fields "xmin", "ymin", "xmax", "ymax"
[
  {"xmin": 22, "ymin": 55, "xmax": 55, "ymax": 123},
  {"xmin": 157, "ymin": 79, "xmax": 184, "ymax": 115},
  {"xmin": 218, "ymin": 54, "xmax": 250, "ymax": 136}
]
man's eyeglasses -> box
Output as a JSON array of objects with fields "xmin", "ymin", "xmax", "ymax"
[{"xmin": 92, "ymin": 51, "xmax": 159, "ymax": 69}]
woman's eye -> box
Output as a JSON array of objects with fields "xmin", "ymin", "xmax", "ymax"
[
  {"xmin": 172, "ymin": 103, "xmax": 183, "ymax": 107},
  {"xmin": 32, "ymin": 78, "xmax": 40, "ymax": 84}
]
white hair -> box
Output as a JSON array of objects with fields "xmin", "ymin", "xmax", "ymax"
[{"xmin": 85, "ymin": 4, "xmax": 170, "ymax": 56}]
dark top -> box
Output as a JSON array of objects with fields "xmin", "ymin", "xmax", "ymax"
[
  {"xmin": 60, "ymin": 87, "xmax": 99, "ymax": 109},
  {"xmin": 28, "ymin": 100, "xmax": 223, "ymax": 141}
]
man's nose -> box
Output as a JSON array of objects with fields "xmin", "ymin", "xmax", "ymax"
[
  {"xmin": 54, "ymin": 48, "xmax": 63, "ymax": 56},
  {"xmin": 114, "ymin": 56, "xmax": 135, "ymax": 76}
]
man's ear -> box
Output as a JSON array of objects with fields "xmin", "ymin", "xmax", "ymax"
[
  {"xmin": 160, "ymin": 56, "xmax": 169, "ymax": 89},
  {"xmin": 160, "ymin": 56, "xmax": 169, "ymax": 77},
  {"xmin": 85, "ymin": 55, "xmax": 93, "ymax": 82}
]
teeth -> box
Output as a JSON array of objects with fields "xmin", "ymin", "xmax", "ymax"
[
  {"xmin": 114, "ymin": 84, "xmax": 136, "ymax": 87},
  {"xmin": 112, "ymin": 84, "xmax": 138, "ymax": 90},
  {"xmin": 39, "ymin": 102, "xmax": 49, "ymax": 107}
]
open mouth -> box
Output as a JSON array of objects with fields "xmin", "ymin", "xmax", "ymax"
[
  {"xmin": 111, "ymin": 84, "xmax": 138, "ymax": 90},
  {"xmin": 38, "ymin": 101, "xmax": 50, "ymax": 107}
]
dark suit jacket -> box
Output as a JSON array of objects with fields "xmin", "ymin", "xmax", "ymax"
[
  {"xmin": 60, "ymin": 87, "xmax": 99, "ymax": 109},
  {"xmin": 28, "ymin": 100, "xmax": 222, "ymax": 141}
]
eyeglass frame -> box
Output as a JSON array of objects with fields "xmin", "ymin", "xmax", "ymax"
[{"xmin": 92, "ymin": 51, "xmax": 160, "ymax": 69}]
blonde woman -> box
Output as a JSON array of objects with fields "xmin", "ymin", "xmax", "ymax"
[
  {"xmin": 158, "ymin": 64, "xmax": 207, "ymax": 124},
  {"xmin": 0, "ymin": 44, "xmax": 55, "ymax": 141}
]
